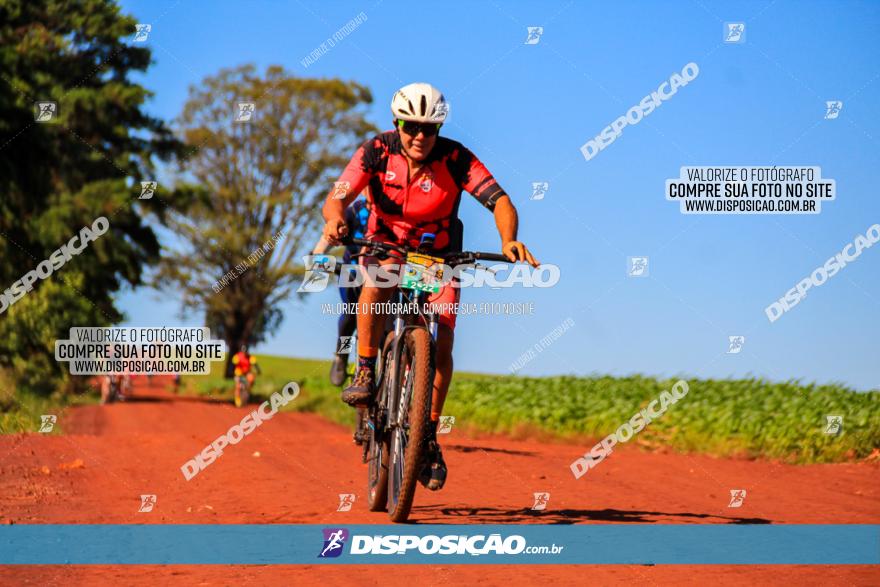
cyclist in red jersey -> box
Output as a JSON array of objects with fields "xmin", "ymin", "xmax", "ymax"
[{"xmin": 321, "ymin": 82, "xmax": 539, "ymax": 490}]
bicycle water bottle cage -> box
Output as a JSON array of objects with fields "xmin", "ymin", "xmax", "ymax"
[{"xmin": 418, "ymin": 233, "xmax": 436, "ymax": 252}]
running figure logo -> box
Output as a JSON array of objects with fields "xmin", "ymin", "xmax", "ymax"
[
  {"xmin": 531, "ymin": 492, "xmax": 550, "ymax": 511},
  {"xmin": 35, "ymin": 102, "xmax": 57, "ymax": 122},
  {"xmin": 138, "ymin": 494, "xmax": 157, "ymax": 513},
  {"xmin": 724, "ymin": 23, "xmax": 745, "ymax": 43},
  {"xmin": 627, "ymin": 256, "xmax": 649, "ymax": 277},
  {"xmin": 337, "ymin": 336, "xmax": 353, "ymax": 355},
  {"xmin": 530, "ymin": 182, "xmax": 549, "ymax": 201},
  {"xmin": 139, "ymin": 181, "xmax": 157, "ymax": 200},
  {"xmin": 298, "ymin": 254, "xmax": 336, "ymax": 293},
  {"xmin": 430, "ymin": 100, "xmax": 450, "ymax": 122},
  {"xmin": 437, "ymin": 415, "xmax": 455, "ymax": 434},
  {"xmin": 825, "ymin": 415, "xmax": 843, "ymax": 435},
  {"xmin": 39, "ymin": 415, "xmax": 57, "ymax": 433},
  {"xmin": 332, "ymin": 181, "xmax": 350, "ymax": 200},
  {"xmin": 318, "ymin": 528, "xmax": 349, "ymax": 558},
  {"xmin": 236, "ymin": 103, "xmax": 256, "ymax": 123},
  {"xmin": 727, "ymin": 335, "xmax": 745, "ymax": 354},
  {"xmin": 824, "ymin": 101, "xmax": 843, "ymax": 120},
  {"xmin": 133, "ymin": 24, "xmax": 151, "ymax": 42},
  {"xmin": 525, "ymin": 27, "xmax": 544, "ymax": 45},
  {"xmin": 728, "ymin": 489, "xmax": 746, "ymax": 508},
  {"xmin": 337, "ymin": 494, "xmax": 355, "ymax": 512}
]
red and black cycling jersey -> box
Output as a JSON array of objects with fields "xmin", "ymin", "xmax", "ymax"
[{"xmin": 336, "ymin": 130, "xmax": 507, "ymax": 252}]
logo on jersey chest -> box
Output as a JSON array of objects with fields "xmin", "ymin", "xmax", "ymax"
[{"xmin": 418, "ymin": 175, "xmax": 433, "ymax": 193}]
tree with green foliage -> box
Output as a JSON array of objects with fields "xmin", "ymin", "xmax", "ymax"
[
  {"xmin": 0, "ymin": 0, "xmax": 182, "ymax": 394},
  {"xmin": 158, "ymin": 64, "xmax": 377, "ymax": 376}
]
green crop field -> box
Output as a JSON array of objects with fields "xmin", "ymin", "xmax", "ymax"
[{"xmin": 184, "ymin": 355, "xmax": 880, "ymax": 464}]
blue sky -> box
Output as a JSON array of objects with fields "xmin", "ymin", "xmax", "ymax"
[{"xmin": 116, "ymin": 0, "xmax": 879, "ymax": 390}]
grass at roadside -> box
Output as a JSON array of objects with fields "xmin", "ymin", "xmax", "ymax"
[
  {"xmin": 184, "ymin": 355, "xmax": 357, "ymax": 430},
  {"xmin": 184, "ymin": 354, "xmax": 880, "ymax": 464},
  {"xmin": 0, "ymin": 370, "xmax": 97, "ymax": 434}
]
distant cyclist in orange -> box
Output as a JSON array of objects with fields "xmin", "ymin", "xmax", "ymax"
[{"xmin": 232, "ymin": 345, "xmax": 261, "ymax": 407}]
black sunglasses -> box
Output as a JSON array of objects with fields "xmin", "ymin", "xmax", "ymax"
[{"xmin": 397, "ymin": 119, "xmax": 441, "ymax": 137}]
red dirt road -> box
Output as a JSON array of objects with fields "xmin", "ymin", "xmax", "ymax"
[{"xmin": 1, "ymin": 376, "xmax": 878, "ymax": 585}]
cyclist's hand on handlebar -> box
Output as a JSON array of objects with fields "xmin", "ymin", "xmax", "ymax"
[
  {"xmin": 502, "ymin": 241, "xmax": 540, "ymax": 267},
  {"xmin": 323, "ymin": 216, "xmax": 348, "ymax": 245}
]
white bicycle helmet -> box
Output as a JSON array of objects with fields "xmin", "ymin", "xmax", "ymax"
[{"xmin": 390, "ymin": 82, "xmax": 448, "ymax": 123}]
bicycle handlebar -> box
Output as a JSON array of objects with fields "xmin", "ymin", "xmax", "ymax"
[{"xmin": 339, "ymin": 236, "xmax": 515, "ymax": 266}]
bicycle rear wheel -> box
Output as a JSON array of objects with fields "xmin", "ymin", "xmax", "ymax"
[{"xmin": 387, "ymin": 328, "xmax": 434, "ymax": 523}]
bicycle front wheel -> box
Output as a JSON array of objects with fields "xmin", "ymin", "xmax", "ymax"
[{"xmin": 387, "ymin": 328, "xmax": 434, "ymax": 523}]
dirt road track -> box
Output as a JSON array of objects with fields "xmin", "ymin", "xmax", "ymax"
[{"xmin": 1, "ymin": 376, "xmax": 877, "ymax": 585}]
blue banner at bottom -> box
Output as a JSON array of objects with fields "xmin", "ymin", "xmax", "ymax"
[{"xmin": 1, "ymin": 524, "xmax": 877, "ymax": 564}]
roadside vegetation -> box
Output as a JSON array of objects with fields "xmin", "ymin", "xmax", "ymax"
[{"xmin": 185, "ymin": 355, "xmax": 880, "ymax": 464}]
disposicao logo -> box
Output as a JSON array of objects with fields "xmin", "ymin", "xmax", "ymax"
[{"xmin": 319, "ymin": 528, "xmax": 349, "ymax": 558}]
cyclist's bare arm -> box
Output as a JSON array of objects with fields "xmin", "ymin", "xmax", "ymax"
[
  {"xmin": 322, "ymin": 151, "xmax": 372, "ymax": 245},
  {"xmin": 492, "ymin": 195, "xmax": 540, "ymax": 267},
  {"xmin": 312, "ymin": 234, "xmax": 331, "ymax": 255},
  {"xmin": 322, "ymin": 189, "xmax": 359, "ymax": 244}
]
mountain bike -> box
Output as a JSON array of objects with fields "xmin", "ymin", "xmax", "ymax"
[{"xmin": 340, "ymin": 234, "xmax": 512, "ymax": 522}]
